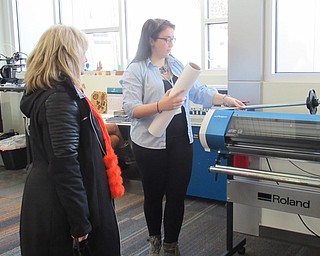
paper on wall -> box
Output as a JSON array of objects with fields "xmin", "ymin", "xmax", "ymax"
[{"xmin": 148, "ymin": 62, "xmax": 201, "ymax": 137}]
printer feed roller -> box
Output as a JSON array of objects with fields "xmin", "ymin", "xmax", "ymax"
[{"xmin": 200, "ymin": 109, "xmax": 320, "ymax": 162}]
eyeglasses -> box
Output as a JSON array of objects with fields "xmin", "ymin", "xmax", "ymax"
[{"xmin": 157, "ymin": 37, "xmax": 176, "ymax": 43}]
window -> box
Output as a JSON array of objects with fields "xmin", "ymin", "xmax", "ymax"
[
  {"xmin": 10, "ymin": 0, "xmax": 228, "ymax": 72},
  {"xmin": 11, "ymin": 0, "xmax": 123, "ymax": 72},
  {"xmin": 203, "ymin": 0, "xmax": 228, "ymax": 70},
  {"xmin": 276, "ymin": 0, "xmax": 320, "ymax": 73},
  {"xmin": 60, "ymin": 0, "xmax": 123, "ymax": 71},
  {"xmin": 15, "ymin": 0, "xmax": 56, "ymax": 55},
  {"xmin": 125, "ymin": 0, "xmax": 201, "ymax": 67}
]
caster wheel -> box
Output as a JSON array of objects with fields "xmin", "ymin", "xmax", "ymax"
[{"xmin": 238, "ymin": 246, "xmax": 246, "ymax": 255}]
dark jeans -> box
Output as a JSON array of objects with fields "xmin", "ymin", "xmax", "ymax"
[{"xmin": 132, "ymin": 135, "xmax": 193, "ymax": 243}]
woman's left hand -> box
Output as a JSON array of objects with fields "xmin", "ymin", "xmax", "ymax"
[
  {"xmin": 78, "ymin": 234, "xmax": 88, "ymax": 242},
  {"xmin": 224, "ymin": 96, "xmax": 246, "ymax": 108}
]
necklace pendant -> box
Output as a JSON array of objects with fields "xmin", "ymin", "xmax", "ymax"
[{"xmin": 159, "ymin": 65, "xmax": 169, "ymax": 75}]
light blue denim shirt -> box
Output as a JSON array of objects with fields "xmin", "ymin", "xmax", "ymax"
[{"xmin": 119, "ymin": 55, "xmax": 217, "ymax": 149}]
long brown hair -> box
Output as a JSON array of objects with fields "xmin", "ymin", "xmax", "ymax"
[
  {"xmin": 132, "ymin": 19, "xmax": 175, "ymax": 63},
  {"xmin": 24, "ymin": 24, "xmax": 88, "ymax": 93}
]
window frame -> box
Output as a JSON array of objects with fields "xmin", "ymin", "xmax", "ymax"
[
  {"xmin": 7, "ymin": 0, "xmax": 126, "ymax": 72},
  {"xmin": 201, "ymin": 0, "xmax": 228, "ymax": 76},
  {"xmin": 6, "ymin": 0, "xmax": 229, "ymax": 75},
  {"xmin": 59, "ymin": 0, "xmax": 126, "ymax": 71},
  {"xmin": 265, "ymin": 0, "xmax": 320, "ymax": 82}
]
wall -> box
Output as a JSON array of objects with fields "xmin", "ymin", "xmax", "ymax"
[
  {"xmin": 81, "ymin": 73, "xmax": 122, "ymax": 99},
  {"xmin": 262, "ymin": 82, "xmax": 320, "ymax": 114},
  {"xmin": 228, "ymin": 0, "xmax": 320, "ymax": 241},
  {"xmin": 197, "ymin": 72, "xmax": 227, "ymax": 86}
]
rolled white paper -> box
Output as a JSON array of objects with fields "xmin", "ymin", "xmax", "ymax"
[{"xmin": 148, "ymin": 62, "xmax": 201, "ymax": 137}]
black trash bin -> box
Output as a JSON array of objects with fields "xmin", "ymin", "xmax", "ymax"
[{"xmin": 1, "ymin": 147, "xmax": 27, "ymax": 170}]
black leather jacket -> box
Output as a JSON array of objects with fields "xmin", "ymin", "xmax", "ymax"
[{"xmin": 20, "ymin": 81, "xmax": 121, "ymax": 256}]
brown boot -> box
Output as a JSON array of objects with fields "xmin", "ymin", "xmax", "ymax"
[
  {"xmin": 148, "ymin": 235, "xmax": 162, "ymax": 255},
  {"xmin": 161, "ymin": 242, "xmax": 180, "ymax": 256}
]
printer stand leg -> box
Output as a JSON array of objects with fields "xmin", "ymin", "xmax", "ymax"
[{"xmin": 221, "ymin": 192, "xmax": 246, "ymax": 255}]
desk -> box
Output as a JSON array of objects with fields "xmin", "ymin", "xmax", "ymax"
[
  {"xmin": 102, "ymin": 114, "xmax": 140, "ymax": 179},
  {"xmin": 102, "ymin": 114, "xmax": 131, "ymax": 142},
  {"xmin": 0, "ymin": 85, "xmax": 25, "ymax": 92},
  {"xmin": 102, "ymin": 114, "xmax": 130, "ymax": 126}
]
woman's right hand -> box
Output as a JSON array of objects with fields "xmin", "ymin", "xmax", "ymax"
[{"xmin": 158, "ymin": 88, "xmax": 186, "ymax": 112}]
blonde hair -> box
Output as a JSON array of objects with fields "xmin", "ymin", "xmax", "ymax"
[{"xmin": 24, "ymin": 24, "xmax": 88, "ymax": 93}]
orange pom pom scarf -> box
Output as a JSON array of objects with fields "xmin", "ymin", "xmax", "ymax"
[{"xmin": 85, "ymin": 97, "xmax": 125, "ymax": 199}]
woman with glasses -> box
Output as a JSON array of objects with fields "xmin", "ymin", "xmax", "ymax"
[{"xmin": 120, "ymin": 18, "xmax": 244, "ymax": 256}]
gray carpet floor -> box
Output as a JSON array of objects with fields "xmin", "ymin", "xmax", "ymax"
[{"xmin": 0, "ymin": 166, "xmax": 319, "ymax": 256}]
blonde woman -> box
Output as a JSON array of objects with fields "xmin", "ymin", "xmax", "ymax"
[{"xmin": 20, "ymin": 24, "xmax": 123, "ymax": 256}]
